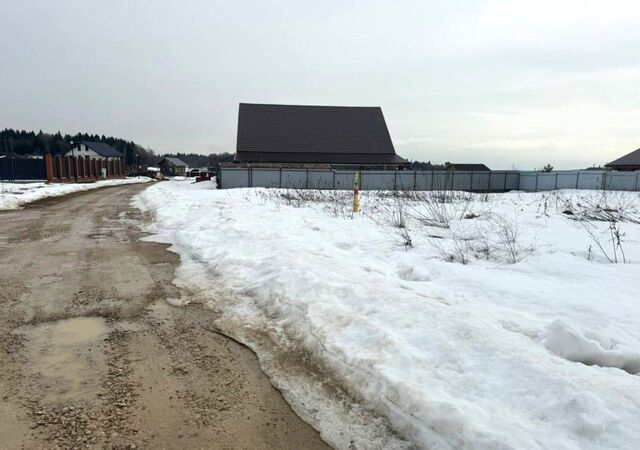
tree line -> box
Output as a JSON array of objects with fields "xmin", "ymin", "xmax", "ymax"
[
  {"xmin": 0, "ymin": 128, "xmax": 159, "ymax": 167},
  {"xmin": 0, "ymin": 129, "xmax": 235, "ymax": 168}
]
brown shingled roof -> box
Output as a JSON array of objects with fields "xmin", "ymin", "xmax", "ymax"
[
  {"xmin": 605, "ymin": 148, "xmax": 640, "ymax": 169},
  {"xmin": 235, "ymin": 103, "xmax": 408, "ymax": 166}
]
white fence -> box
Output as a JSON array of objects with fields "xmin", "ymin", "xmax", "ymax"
[{"xmin": 219, "ymin": 168, "xmax": 640, "ymax": 192}]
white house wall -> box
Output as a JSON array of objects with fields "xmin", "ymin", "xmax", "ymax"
[{"xmin": 64, "ymin": 144, "xmax": 120, "ymax": 160}]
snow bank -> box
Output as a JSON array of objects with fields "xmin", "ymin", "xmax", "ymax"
[
  {"xmin": 0, "ymin": 178, "xmax": 152, "ymax": 210},
  {"xmin": 135, "ymin": 182, "xmax": 640, "ymax": 450},
  {"xmin": 544, "ymin": 320, "xmax": 640, "ymax": 375}
]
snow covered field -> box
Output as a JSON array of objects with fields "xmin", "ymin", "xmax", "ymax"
[
  {"xmin": 136, "ymin": 180, "xmax": 640, "ymax": 450},
  {"xmin": 0, "ymin": 178, "xmax": 152, "ymax": 210}
]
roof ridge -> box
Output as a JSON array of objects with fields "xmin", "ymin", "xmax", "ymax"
[{"xmin": 239, "ymin": 103, "xmax": 382, "ymax": 109}]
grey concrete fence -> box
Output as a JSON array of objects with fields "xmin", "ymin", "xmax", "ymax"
[{"xmin": 219, "ymin": 168, "xmax": 640, "ymax": 192}]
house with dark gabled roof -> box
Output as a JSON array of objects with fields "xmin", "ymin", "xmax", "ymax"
[
  {"xmin": 158, "ymin": 157, "xmax": 187, "ymax": 176},
  {"xmin": 605, "ymin": 148, "xmax": 640, "ymax": 171},
  {"xmin": 64, "ymin": 141, "xmax": 124, "ymax": 160},
  {"xmin": 234, "ymin": 103, "xmax": 409, "ymax": 169}
]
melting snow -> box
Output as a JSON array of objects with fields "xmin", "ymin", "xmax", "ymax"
[{"xmin": 135, "ymin": 180, "xmax": 640, "ymax": 450}]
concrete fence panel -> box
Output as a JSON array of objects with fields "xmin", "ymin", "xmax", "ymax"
[
  {"xmin": 471, "ymin": 172, "xmax": 490, "ymax": 191},
  {"xmin": 334, "ymin": 171, "xmax": 356, "ymax": 189},
  {"xmin": 577, "ymin": 172, "xmax": 603, "ymax": 190},
  {"xmin": 361, "ymin": 171, "xmax": 395, "ymax": 190},
  {"xmin": 506, "ymin": 172, "xmax": 521, "ymax": 190},
  {"xmin": 432, "ymin": 172, "xmax": 451, "ymax": 190},
  {"xmin": 556, "ymin": 172, "xmax": 578, "ymax": 189},
  {"xmin": 605, "ymin": 172, "xmax": 637, "ymax": 191},
  {"xmin": 280, "ymin": 169, "xmax": 308, "ymax": 189},
  {"xmin": 415, "ymin": 172, "xmax": 432, "ymax": 190},
  {"xmin": 307, "ymin": 170, "xmax": 335, "ymax": 189},
  {"xmin": 251, "ymin": 169, "xmax": 281, "ymax": 188},
  {"xmin": 536, "ymin": 173, "xmax": 558, "ymax": 191},
  {"xmin": 220, "ymin": 168, "xmax": 250, "ymax": 188},
  {"xmin": 451, "ymin": 172, "xmax": 471, "ymax": 191},
  {"xmin": 396, "ymin": 172, "xmax": 417, "ymax": 190},
  {"xmin": 489, "ymin": 172, "xmax": 507, "ymax": 191},
  {"xmin": 519, "ymin": 172, "xmax": 538, "ymax": 191}
]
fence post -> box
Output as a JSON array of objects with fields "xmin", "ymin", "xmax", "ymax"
[
  {"xmin": 55, "ymin": 155, "xmax": 64, "ymax": 181},
  {"xmin": 413, "ymin": 170, "xmax": 417, "ymax": 190},
  {"xmin": 65, "ymin": 157, "xmax": 73, "ymax": 183},
  {"xmin": 636, "ymin": 171, "xmax": 640, "ymax": 192},
  {"xmin": 534, "ymin": 173, "xmax": 539, "ymax": 192},
  {"xmin": 279, "ymin": 168, "xmax": 282, "ymax": 188},
  {"xmin": 602, "ymin": 171, "xmax": 607, "ymax": 190},
  {"xmin": 575, "ymin": 171, "xmax": 580, "ymax": 189},
  {"xmin": 431, "ymin": 170, "xmax": 435, "ymax": 191},
  {"xmin": 488, "ymin": 171, "xmax": 492, "ymax": 192},
  {"xmin": 393, "ymin": 170, "xmax": 397, "ymax": 191},
  {"xmin": 45, "ymin": 154, "xmax": 54, "ymax": 183},
  {"xmin": 73, "ymin": 156, "xmax": 80, "ymax": 182},
  {"xmin": 306, "ymin": 169, "xmax": 309, "ymax": 189},
  {"xmin": 554, "ymin": 172, "xmax": 558, "ymax": 191},
  {"xmin": 470, "ymin": 171, "xmax": 474, "ymax": 192},
  {"xmin": 332, "ymin": 171, "xmax": 336, "ymax": 189}
]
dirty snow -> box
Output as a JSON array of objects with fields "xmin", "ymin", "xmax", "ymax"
[
  {"xmin": 0, "ymin": 178, "xmax": 152, "ymax": 210},
  {"xmin": 135, "ymin": 180, "xmax": 640, "ymax": 450}
]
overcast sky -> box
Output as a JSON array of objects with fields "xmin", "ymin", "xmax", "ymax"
[{"xmin": 2, "ymin": 0, "xmax": 640, "ymax": 169}]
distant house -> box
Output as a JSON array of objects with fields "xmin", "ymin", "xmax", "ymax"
[
  {"xmin": 409, "ymin": 161, "xmax": 444, "ymax": 171},
  {"xmin": 64, "ymin": 141, "xmax": 124, "ymax": 160},
  {"xmin": 234, "ymin": 103, "xmax": 409, "ymax": 169},
  {"xmin": 444, "ymin": 163, "xmax": 491, "ymax": 171},
  {"xmin": 158, "ymin": 157, "xmax": 187, "ymax": 176},
  {"xmin": 605, "ymin": 148, "xmax": 640, "ymax": 171}
]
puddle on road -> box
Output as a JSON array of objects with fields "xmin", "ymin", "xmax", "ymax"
[{"xmin": 20, "ymin": 317, "xmax": 109, "ymax": 403}]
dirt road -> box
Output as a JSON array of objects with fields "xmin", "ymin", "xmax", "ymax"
[{"xmin": 0, "ymin": 184, "xmax": 330, "ymax": 450}]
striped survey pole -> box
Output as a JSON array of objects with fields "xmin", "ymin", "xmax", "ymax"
[{"xmin": 352, "ymin": 171, "xmax": 361, "ymax": 215}]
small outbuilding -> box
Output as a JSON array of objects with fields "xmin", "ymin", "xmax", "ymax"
[
  {"xmin": 605, "ymin": 148, "xmax": 640, "ymax": 171},
  {"xmin": 444, "ymin": 163, "xmax": 491, "ymax": 171},
  {"xmin": 158, "ymin": 157, "xmax": 187, "ymax": 176},
  {"xmin": 234, "ymin": 103, "xmax": 409, "ymax": 169},
  {"xmin": 64, "ymin": 141, "xmax": 124, "ymax": 160}
]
